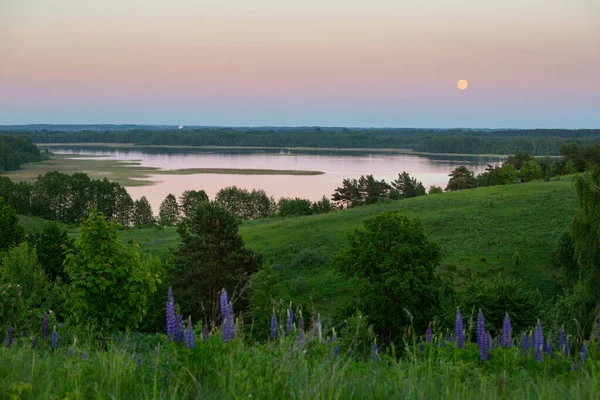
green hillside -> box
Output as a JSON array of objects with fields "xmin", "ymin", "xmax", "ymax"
[{"xmin": 18, "ymin": 177, "xmax": 578, "ymax": 318}]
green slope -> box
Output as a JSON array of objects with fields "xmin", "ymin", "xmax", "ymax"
[{"xmin": 240, "ymin": 177, "xmax": 577, "ymax": 315}]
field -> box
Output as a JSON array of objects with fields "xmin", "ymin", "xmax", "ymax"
[{"xmin": 19, "ymin": 176, "xmax": 577, "ymax": 319}]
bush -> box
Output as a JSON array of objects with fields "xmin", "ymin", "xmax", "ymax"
[
  {"xmin": 289, "ymin": 277, "xmax": 308, "ymax": 295},
  {"xmin": 290, "ymin": 248, "xmax": 327, "ymax": 271}
]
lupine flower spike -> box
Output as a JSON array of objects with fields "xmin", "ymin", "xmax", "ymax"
[
  {"xmin": 425, "ymin": 323, "xmax": 433, "ymax": 343},
  {"xmin": 545, "ymin": 338, "xmax": 553, "ymax": 356},
  {"xmin": 476, "ymin": 309, "xmax": 489, "ymax": 361},
  {"xmin": 42, "ymin": 313, "xmax": 49, "ymax": 340},
  {"xmin": 270, "ymin": 309, "xmax": 278, "ymax": 340},
  {"xmin": 185, "ymin": 316, "xmax": 195, "ymax": 349},
  {"xmin": 372, "ymin": 340, "xmax": 379, "ymax": 363},
  {"xmin": 331, "ymin": 328, "xmax": 339, "ymax": 357},
  {"xmin": 220, "ymin": 289, "xmax": 229, "ymax": 324},
  {"xmin": 455, "ymin": 308, "xmax": 464, "ymax": 349},
  {"xmin": 297, "ymin": 311, "xmax": 305, "ymax": 347},
  {"xmin": 534, "ymin": 320, "xmax": 543, "ymax": 362},
  {"xmin": 166, "ymin": 287, "xmax": 177, "ymax": 342},
  {"xmin": 286, "ymin": 304, "xmax": 294, "ymax": 333},
  {"xmin": 51, "ymin": 326, "xmax": 58, "ymax": 349},
  {"xmin": 501, "ymin": 312, "xmax": 512, "ymax": 348}
]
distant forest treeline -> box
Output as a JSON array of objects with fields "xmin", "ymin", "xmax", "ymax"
[
  {"xmin": 2, "ymin": 127, "xmax": 600, "ymax": 155},
  {"xmin": 0, "ymin": 136, "xmax": 48, "ymax": 171}
]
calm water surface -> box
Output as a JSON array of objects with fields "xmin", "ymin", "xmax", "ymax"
[{"xmin": 50, "ymin": 147, "xmax": 503, "ymax": 212}]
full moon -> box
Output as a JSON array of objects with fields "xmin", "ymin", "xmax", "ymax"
[{"xmin": 457, "ymin": 80, "xmax": 468, "ymax": 90}]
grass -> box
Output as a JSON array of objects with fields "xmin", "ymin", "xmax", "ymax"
[
  {"xmin": 18, "ymin": 177, "xmax": 577, "ymax": 319},
  {"xmin": 1, "ymin": 329, "xmax": 598, "ymax": 399}
]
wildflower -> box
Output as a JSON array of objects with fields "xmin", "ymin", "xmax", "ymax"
[
  {"xmin": 558, "ymin": 327, "xmax": 565, "ymax": 353},
  {"xmin": 175, "ymin": 314, "xmax": 184, "ymax": 344},
  {"xmin": 315, "ymin": 314, "xmax": 322, "ymax": 342},
  {"xmin": 520, "ymin": 332, "xmax": 528, "ymax": 353},
  {"xmin": 166, "ymin": 287, "xmax": 177, "ymax": 342},
  {"xmin": 286, "ymin": 303, "xmax": 294, "ymax": 333},
  {"xmin": 476, "ymin": 309, "xmax": 489, "ymax": 361},
  {"xmin": 330, "ymin": 328, "xmax": 339, "ymax": 357},
  {"xmin": 223, "ymin": 303, "xmax": 235, "ymax": 342},
  {"xmin": 220, "ymin": 288, "xmax": 229, "ymax": 324},
  {"xmin": 42, "ymin": 313, "xmax": 49, "ymax": 340},
  {"xmin": 81, "ymin": 351, "xmax": 89, "ymax": 360},
  {"xmin": 372, "ymin": 341, "xmax": 379, "ymax": 363},
  {"xmin": 455, "ymin": 308, "xmax": 464, "ymax": 349},
  {"xmin": 185, "ymin": 317, "xmax": 195, "ymax": 349},
  {"xmin": 580, "ymin": 343, "xmax": 588, "ymax": 363},
  {"xmin": 534, "ymin": 321, "xmax": 543, "ymax": 362},
  {"xmin": 500, "ymin": 312, "xmax": 512, "ymax": 348},
  {"xmin": 444, "ymin": 332, "xmax": 453, "ymax": 343},
  {"xmin": 297, "ymin": 311, "xmax": 305, "ymax": 347},
  {"xmin": 270, "ymin": 310, "xmax": 278, "ymax": 340},
  {"xmin": 425, "ymin": 323, "xmax": 433, "ymax": 343},
  {"xmin": 545, "ymin": 338, "xmax": 553, "ymax": 356},
  {"xmin": 51, "ymin": 326, "xmax": 58, "ymax": 349}
]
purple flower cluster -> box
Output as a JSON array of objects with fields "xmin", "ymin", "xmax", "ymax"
[
  {"xmin": 51, "ymin": 326, "xmax": 58, "ymax": 349},
  {"xmin": 42, "ymin": 313, "xmax": 49, "ymax": 340},
  {"xmin": 425, "ymin": 323, "xmax": 433, "ymax": 343},
  {"xmin": 476, "ymin": 309, "xmax": 489, "ymax": 361},
  {"xmin": 371, "ymin": 341, "xmax": 379, "ymax": 363},
  {"xmin": 270, "ymin": 310, "xmax": 278, "ymax": 340},
  {"xmin": 185, "ymin": 317, "xmax": 195, "ymax": 349},
  {"xmin": 330, "ymin": 328, "xmax": 339, "ymax": 357},
  {"xmin": 558, "ymin": 327, "xmax": 566, "ymax": 353},
  {"xmin": 166, "ymin": 287, "xmax": 177, "ymax": 342},
  {"xmin": 500, "ymin": 312, "xmax": 512, "ymax": 348}
]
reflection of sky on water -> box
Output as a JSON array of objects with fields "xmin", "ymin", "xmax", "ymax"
[{"xmin": 50, "ymin": 147, "xmax": 503, "ymax": 213}]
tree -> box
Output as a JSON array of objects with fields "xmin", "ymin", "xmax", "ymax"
[
  {"xmin": 215, "ymin": 186, "xmax": 252, "ymax": 219},
  {"xmin": 278, "ymin": 197, "xmax": 313, "ymax": 217},
  {"xmin": 358, "ymin": 175, "xmax": 390, "ymax": 205},
  {"xmin": 132, "ymin": 196, "xmax": 155, "ymax": 226},
  {"xmin": 391, "ymin": 172, "xmax": 426, "ymax": 199},
  {"xmin": 179, "ymin": 190, "xmax": 209, "ymax": 219},
  {"xmin": 519, "ymin": 160, "xmax": 543, "ymax": 182},
  {"xmin": 312, "ymin": 195, "xmax": 334, "ymax": 214},
  {"xmin": 332, "ymin": 211, "xmax": 448, "ymax": 345},
  {"xmin": 331, "ymin": 178, "xmax": 361, "ymax": 209},
  {"xmin": 64, "ymin": 210, "xmax": 157, "ymax": 330},
  {"xmin": 505, "ymin": 152, "xmax": 535, "ymax": 171},
  {"xmin": 1, "ymin": 242, "xmax": 49, "ymax": 308},
  {"xmin": 27, "ymin": 221, "xmax": 73, "ymax": 282},
  {"xmin": 498, "ymin": 163, "xmax": 518, "ymax": 185},
  {"xmin": 169, "ymin": 201, "xmax": 262, "ymax": 325},
  {"xmin": 159, "ymin": 193, "xmax": 180, "ymax": 226},
  {"xmin": 0, "ymin": 197, "xmax": 24, "ymax": 251},
  {"xmin": 445, "ymin": 166, "xmax": 476, "ymax": 191}
]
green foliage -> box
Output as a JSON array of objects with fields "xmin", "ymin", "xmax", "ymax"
[
  {"xmin": 278, "ymin": 197, "xmax": 313, "ymax": 217},
  {"xmin": 132, "ymin": 196, "xmax": 155, "ymax": 227},
  {"xmin": 178, "ymin": 190, "xmax": 209, "ymax": 219},
  {"xmin": 158, "ymin": 193, "xmax": 180, "ymax": 226},
  {"xmin": 331, "ymin": 175, "xmax": 391, "ymax": 208},
  {"xmin": 0, "ymin": 197, "xmax": 24, "ymax": 251},
  {"xmin": 338, "ymin": 312, "xmax": 376, "ymax": 360},
  {"xmin": 505, "ymin": 152, "xmax": 535, "ymax": 171},
  {"xmin": 64, "ymin": 210, "xmax": 158, "ymax": 331},
  {"xmin": 26, "ymin": 221, "xmax": 73, "ymax": 282},
  {"xmin": 428, "ymin": 185, "xmax": 443, "ymax": 194},
  {"xmin": 0, "ymin": 283, "xmax": 25, "ymax": 329},
  {"xmin": 169, "ymin": 201, "xmax": 262, "ymax": 325},
  {"xmin": 1, "ymin": 243, "xmax": 49, "ymax": 309},
  {"xmin": 248, "ymin": 262, "xmax": 285, "ymax": 340},
  {"xmin": 332, "ymin": 211, "xmax": 447, "ymax": 345},
  {"xmin": 519, "ymin": 160, "xmax": 543, "ymax": 182},
  {"xmin": 0, "ymin": 135, "xmax": 47, "ymax": 171},
  {"xmin": 391, "ymin": 171, "xmax": 426, "ymax": 199},
  {"xmin": 445, "ymin": 166, "xmax": 476, "ymax": 191},
  {"xmin": 449, "ymin": 275, "xmax": 542, "ymax": 335},
  {"xmin": 551, "ymin": 228, "xmax": 578, "ymax": 289},
  {"xmin": 215, "ymin": 186, "xmax": 273, "ymax": 220}
]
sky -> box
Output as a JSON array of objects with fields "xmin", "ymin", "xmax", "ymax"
[{"xmin": 0, "ymin": 0, "xmax": 598, "ymax": 128}]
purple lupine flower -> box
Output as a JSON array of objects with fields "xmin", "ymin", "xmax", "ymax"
[
  {"xmin": 223, "ymin": 303, "xmax": 235, "ymax": 342},
  {"xmin": 558, "ymin": 327, "xmax": 565, "ymax": 353},
  {"xmin": 175, "ymin": 314, "xmax": 184, "ymax": 344},
  {"xmin": 220, "ymin": 288, "xmax": 229, "ymax": 323},
  {"xmin": 229, "ymin": 303, "xmax": 236, "ymax": 340},
  {"xmin": 476, "ymin": 309, "xmax": 489, "ymax": 361},
  {"xmin": 330, "ymin": 328, "xmax": 339, "ymax": 357},
  {"xmin": 185, "ymin": 317, "xmax": 195, "ymax": 349},
  {"xmin": 372, "ymin": 342, "xmax": 379, "ymax": 363},
  {"xmin": 445, "ymin": 332, "xmax": 453, "ymax": 343},
  {"xmin": 455, "ymin": 308, "xmax": 464, "ymax": 349},
  {"xmin": 51, "ymin": 326, "xmax": 58, "ymax": 349},
  {"xmin": 166, "ymin": 287, "xmax": 177, "ymax": 342},
  {"xmin": 286, "ymin": 304, "xmax": 294, "ymax": 333},
  {"xmin": 545, "ymin": 338, "xmax": 553, "ymax": 356},
  {"xmin": 81, "ymin": 351, "xmax": 89, "ymax": 360},
  {"xmin": 580, "ymin": 343, "xmax": 588, "ymax": 363},
  {"xmin": 202, "ymin": 323, "xmax": 208, "ymax": 341},
  {"xmin": 297, "ymin": 312, "xmax": 305, "ymax": 346},
  {"xmin": 425, "ymin": 323, "xmax": 433, "ymax": 343},
  {"xmin": 521, "ymin": 332, "xmax": 528, "ymax": 353},
  {"xmin": 534, "ymin": 321, "xmax": 544, "ymax": 362},
  {"xmin": 270, "ymin": 310, "xmax": 278, "ymax": 340},
  {"xmin": 42, "ymin": 313, "xmax": 49, "ymax": 340},
  {"xmin": 500, "ymin": 312, "xmax": 512, "ymax": 348}
]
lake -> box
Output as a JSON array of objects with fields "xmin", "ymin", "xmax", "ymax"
[{"xmin": 47, "ymin": 146, "xmax": 503, "ymax": 212}]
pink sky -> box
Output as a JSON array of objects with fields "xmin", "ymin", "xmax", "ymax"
[{"xmin": 1, "ymin": 0, "xmax": 598, "ymax": 127}]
